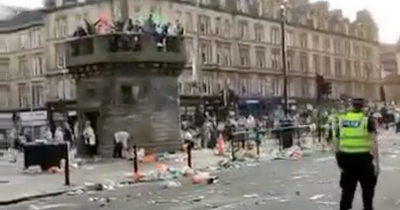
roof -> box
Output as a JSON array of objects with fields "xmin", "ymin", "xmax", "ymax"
[{"xmin": 0, "ymin": 9, "xmax": 44, "ymax": 33}]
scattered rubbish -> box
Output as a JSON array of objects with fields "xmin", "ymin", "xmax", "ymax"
[
  {"xmin": 160, "ymin": 180, "xmax": 181, "ymax": 189},
  {"xmin": 190, "ymin": 196, "xmax": 205, "ymax": 202},
  {"xmin": 309, "ymin": 194, "xmax": 325, "ymax": 200},
  {"xmin": 243, "ymin": 193, "xmax": 259, "ymax": 198},
  {"xmin": 192, "ymin": 172, "xmax": 218, "ymax": 185},
  {"xmin": 316, "ymin": 201, "xmax": 337, "ymax": 205},
  {"xmin": 181, "ymin": 166, "xmax": 195, "ymax": 176}
]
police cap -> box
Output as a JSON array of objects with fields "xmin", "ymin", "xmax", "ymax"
[{"xmin": 351, "ymin": 98, "xmax": 365, "ymax": 106}]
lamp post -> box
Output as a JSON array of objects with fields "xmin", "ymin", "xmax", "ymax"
[
  {"xmin": 278, "ymin": 3, "xmax": 294, "ymax": 150},
  {"xmin": 280, "ymin": 4, "xmax": 289, "ymax": 117}
]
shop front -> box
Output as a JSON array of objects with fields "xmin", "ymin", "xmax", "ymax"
[{"xmin": 20, "ymin": 111, "xmax": 48, "ymax": 140}]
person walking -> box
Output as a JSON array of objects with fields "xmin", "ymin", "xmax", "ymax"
[{"xmin": 333, "ymin": 98, "xmax": 379, "ymax": 210}]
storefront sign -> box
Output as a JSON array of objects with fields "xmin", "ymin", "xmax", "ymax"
[{"xmin": 20, "ymin": 111, "xmax": 47, "ymax": 121}]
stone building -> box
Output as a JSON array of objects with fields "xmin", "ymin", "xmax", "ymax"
[{"xmin": 0, "ymin": 0, "xmax": 382, "ymax": 133}]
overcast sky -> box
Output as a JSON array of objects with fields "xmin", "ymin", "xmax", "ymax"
[{"xmin": 0, "ymin": 0, "xmax": 398, "ymax": 43}]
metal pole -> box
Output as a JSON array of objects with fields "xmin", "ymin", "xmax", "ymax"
[
  {"xmin": 62, "ymin": 70, "xmax": 67, "ymax": 123},
  {"xmin": 29, "ymin": 79, "xmax": 34, "ymax": 140},
  {"xmin": 192, "ymin": 0, "xmax": 201, "ymax": 82},
  {"xmin": 280, "ymin": 5, "xmax": 288, "ymax": 117}
]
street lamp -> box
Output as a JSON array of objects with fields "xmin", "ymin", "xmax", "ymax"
[{"xmin": 280, "ymin": 4, "xmax": 289, "ymax": 117}]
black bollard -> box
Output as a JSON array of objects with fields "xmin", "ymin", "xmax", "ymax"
[
  {"xmin": 133, "ymin": 144, "xmax": 138, "ymax": 175},
  {"xmin": 63, "ymin": 143, "xmax": 70, "ymax": 186},
  {"xmin": 230, "ymin": 139, "xmax": 236, "ymax": 161},
  {"xmin": 187, "ymin": 143, "xmax": 192, "ymax": 168}
]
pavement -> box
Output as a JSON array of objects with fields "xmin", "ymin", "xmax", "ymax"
[
  {"xmin": 2, "ymin": 130, "xmax": 400, "ymax": 210},
  {"xmin": 0, "ymin": 149, "xmax": 225, "ymax": 205}
]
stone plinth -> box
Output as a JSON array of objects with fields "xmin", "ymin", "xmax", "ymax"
[{"xmin": 65, "ymin": 33, "xmax": 186, "ymax": 157}]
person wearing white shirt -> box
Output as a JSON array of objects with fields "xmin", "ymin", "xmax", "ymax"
[
  {"xmin": 54, "ymin": 126, "xmax": 64, "ymax": 143},
  {"xmin": 83, "ymin": 121, "xmax": 96, "ymax": 157},
  {"xmin": 113, "ymin": 131, "xmax": 130, "ymax": 158}
]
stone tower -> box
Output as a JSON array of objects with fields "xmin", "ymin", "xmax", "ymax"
[{"xmin": 65, "ymin": 33, "xmax": 186, "ymax": 157}]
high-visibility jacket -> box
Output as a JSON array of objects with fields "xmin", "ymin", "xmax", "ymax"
[
  {"xmin": 337, "ymin": 111, "xmax": 370, "ymax": 153},
  {"xmin": 331, "ymin": 113, "xmax": 344, "ymax": 146}
]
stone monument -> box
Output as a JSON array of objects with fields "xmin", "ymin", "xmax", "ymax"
[{"xmin": 65, "ymin": 31, "xmax": 186, "ymax": 157}]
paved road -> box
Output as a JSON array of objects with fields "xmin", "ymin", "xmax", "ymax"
[{"xmin": 4, "ymin": 131, "xmax": 400, "ymax": 210}]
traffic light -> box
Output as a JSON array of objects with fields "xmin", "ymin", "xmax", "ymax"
[
  {"xmin": 322, "ymin": 82, "xmax": 332, "ymax": 95},
  {"xmin": 316, "ymin": 74, "xmax": 332, "ymax": 97}
]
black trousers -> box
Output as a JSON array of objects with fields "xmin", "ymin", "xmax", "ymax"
[
  {"xmin": 337, "ymin": 152, "xmax": 377, "ymax": 210},
  {"xmin": 113, "ymin": 141, "xmax": 123, "ymax": 158}
]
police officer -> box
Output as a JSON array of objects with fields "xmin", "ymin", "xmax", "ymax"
[{"xmin": 334, "ymin": 98, "xmax": 379, "ymax": 210}]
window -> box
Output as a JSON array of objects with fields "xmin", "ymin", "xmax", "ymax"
[
  {"xmin": 0, "ymin": 38, "xmax": 7, "ymax": 53},
  {"xmin": 254, "ymin": 23, "xmax": 264, "ymax": 41},
  {"xmin": 287, "ymin": 51, "xmax": 294, "ymax": 71},
  {"xmin": 286, "ymin": 31, "xmax": 294, "ymax": 46},
  {"xmin": 312, "ymin": 35, "xmax": 319, "ymax": 50},
  {"xmin": 215, "ymin": 17, "xmax": 222, "ymax": 35},
  {"xmin": 30, "ymin": 27, "xmax": 42, "ymax": 48},
  {"xmin": 238, "ymin": 20, "xmax": 249, "ymax": 39},
  {"xmin": 299, "ymin": 33, "xmax": 308, "ymax": 48},
  {"xmin": 199, "ymin": 42, "xmax": 212, "ymax": 64},
  {"xmin": 184, "ymin": 39, "xmax": 193, "ymax": 63},
  {"xmin": 18, "ymin": 56, "xmax": 28, "ymax": 78},
  {"xmin": 74, "ymin": 13, "xmax": 88, "ymax": 28},
  {"xmin": 271, "ymin": 27, "xmax": 280, "ymax": 44},
  {"xmin": 271, "ymin": 50, "xmax": 280, "ymax": 69},
  {"xmin": 149, "ymin": 5, "xmax": 157, "ymax": 13},
  {"xmin": 32, "ymin": 55, "xmax": 43, "ymax": 76},
  {"xmin": 313, "ymin": 54, "xmax": 321, "ymax": 74},
  {"xmin": 345, "ymin": 60, "xmax": 351, "ymax": 77},
  {"xmin": 323, "ymin": 56, "xmax": 331, "ymax": 75},
  {"xmin": 54, "ymin": 16, "xmax": 68, "ymax": 38},
  {"xmin": 239, "ymin": 45, "xmax": 250, "ymax": 67},
  {"xmin": 334, "ymin": 58, "xmax": 342, "ymax": 77},
  {"xmin": 0, "ymin": 61, "xmax": 9, "ymax": 81},
  {"xmin": 198, "ymin": 15, "xmax": 211, "ymax": 34},
  {"xmin": 300, "ymin": 53, "xmax": 308, "ymax": 72},
  {"xmin": 32, "ymin": 85, "xmax": 44, "ymax": 107},
  {"xmin": 18, "ymin": 33, "xmax": 29, "ymax": 49},
  {"xmin": 55, "ymin": 44, "xmax": 65, "ymax": 68},
  {"xmin": 223, "ymin": 19, "xmax": 230, "ymax": 37},
  {"xmin": 353, "ymin": 45, "xmax": 360, "ymax": 57},
  {"xmin": 333, "ymin": 39, "xmax": 342, "ymax": 54},
  {"xmin": 217, "ymin": 44, "xmax": 231, "ymax": 66},
  {"xmin": 121, "ymin": 85, "xmax": 133, "ymax": 104},
  {"xmin": 344, "ymin": 41, "xmax": 351, "ymax": 56},
  {"xmin": 223, "ymin": 45, "xmax": 231, "ymax": 65},
  {"xmin": 216, "ymin": 44, "xmax": 222, "ymax": 65},
  {"xmin": 18, "ymin": 83, "xmax": 28, "ymax": 108},
  {"xmin": 354, "ymin": 61, "xmax": 361, "ymax": 78},
  {"xmin": 255, "ymin": 48, "xmax": 266, "ymax": 68},
  {"xmin": 323, "ymin": 38, "xmax": 331, "ymax": 52},
  {"xmin": 185, "ymin": 12, "xmax": 193, "ymax": 32},
  {"xmin": 237, "ymin": 0, "xmax": 249, "ymax": 13}
]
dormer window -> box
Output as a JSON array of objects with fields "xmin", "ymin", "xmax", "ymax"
[
  {"xmin": 219, "ymin": 0, "xmax": 226, "ymax": 8},
  {"xmin": 343, "ymin": 24, "xmax": 349, "ymax": 35},
  {"xmin": 237, "ymin": 0, "xmax": 249, "ymax": 13}
]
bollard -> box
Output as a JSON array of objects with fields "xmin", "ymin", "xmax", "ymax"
[
  {"xmin": 255, "ymin": 130, "xmax": 260, "ymax": 155},
  {"xmin": 230, "ymin": 139, "xmax": 236, "ymax": 161},
  {"xmin": 187, "ymin": 143, "xmax": 192, "ymax": 168},
  {"xmin": 133, "ymin": 144, "xmax": 138, "ymax": 176},
  {"xmin": 63, "ymin": 143, "xmax": 70, "ymax": 186}
]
